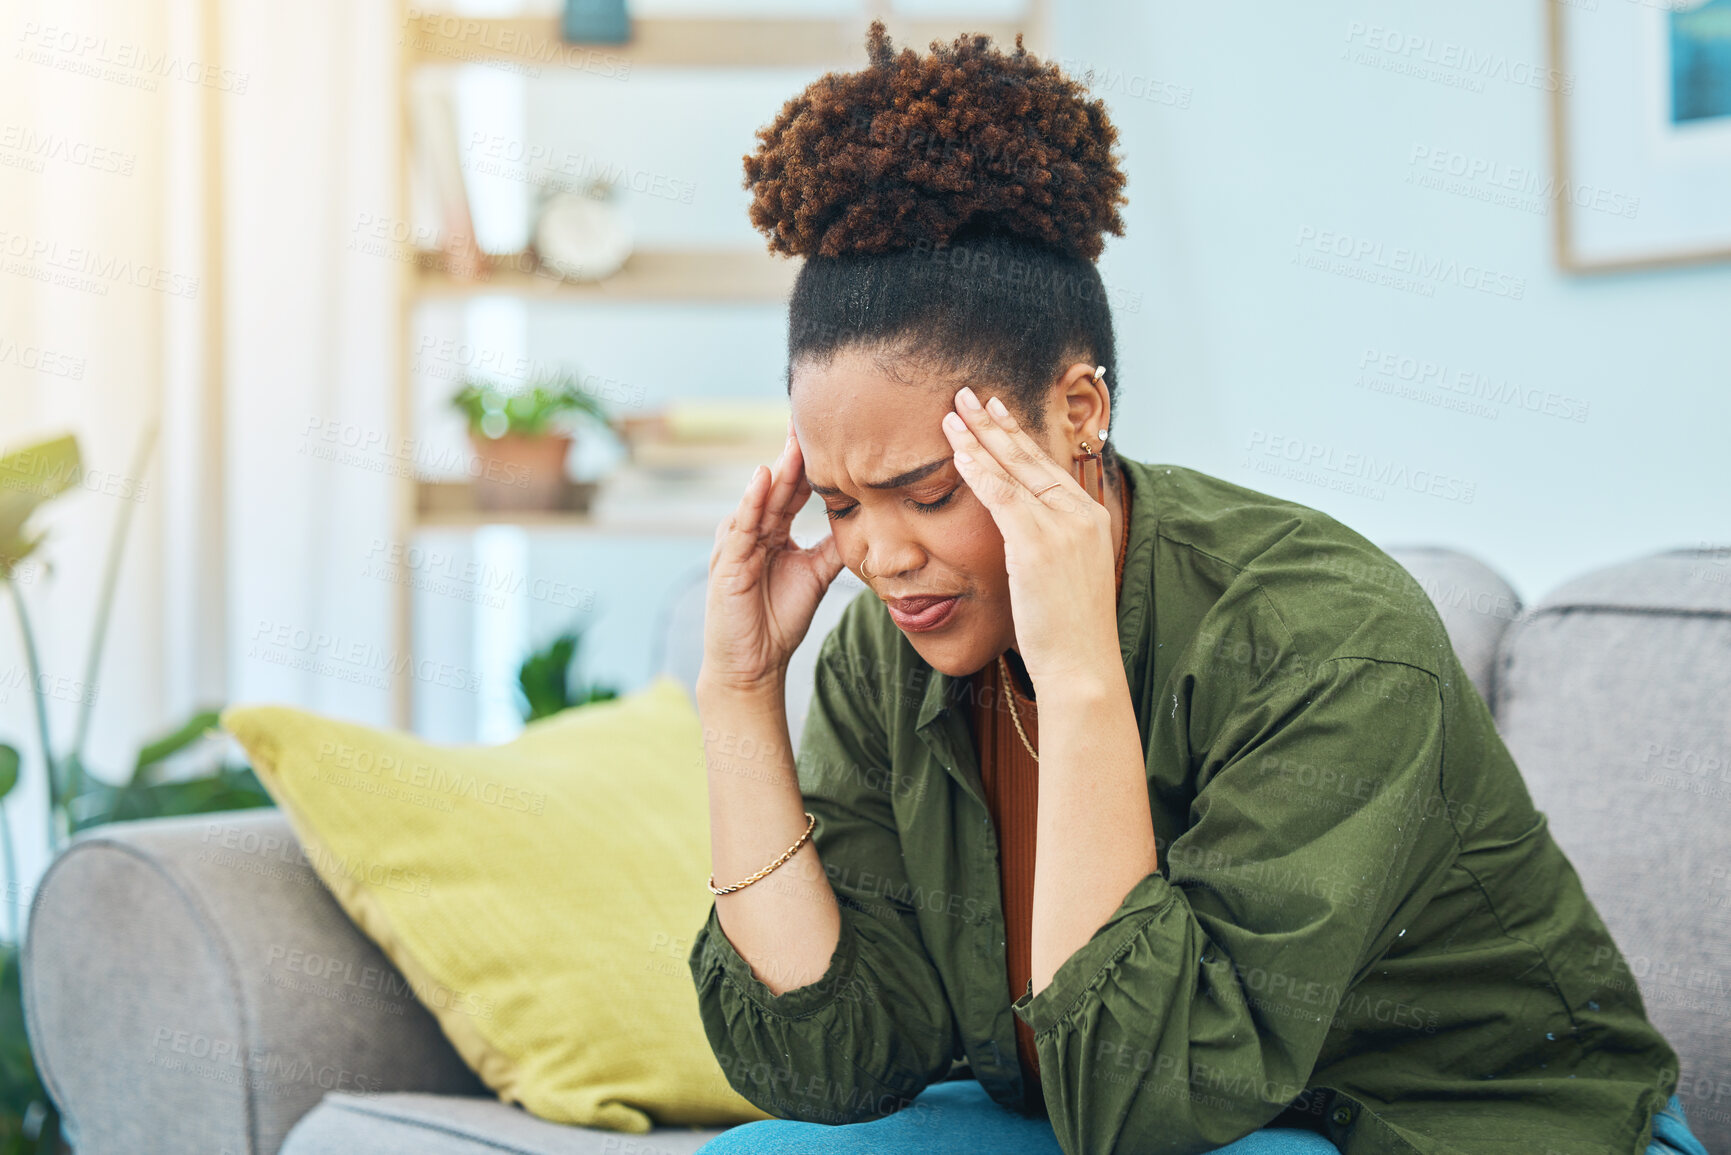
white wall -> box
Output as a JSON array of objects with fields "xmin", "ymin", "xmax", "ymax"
[{"xmin": 1056, "ymin": 0, "xmax": 1731, "ymax": 605}]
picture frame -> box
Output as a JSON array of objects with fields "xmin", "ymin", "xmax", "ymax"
[{"xmin": 1549, "ymin": 0, "xmax": 1731, "ymax": 272}]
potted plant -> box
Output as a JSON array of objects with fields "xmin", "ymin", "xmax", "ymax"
[{"xmin": 450, "ymin": 373, "xmax": 612, "ymax": 511}]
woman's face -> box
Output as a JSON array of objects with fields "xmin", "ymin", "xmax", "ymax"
[{"xmin": 790, "ymin": 346, "xmax": 1093, "ymax": 679}]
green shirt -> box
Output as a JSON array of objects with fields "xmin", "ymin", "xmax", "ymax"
[{"xmin": 689, "ymin": 455, "xmax": 1679, "ymax": 1154}]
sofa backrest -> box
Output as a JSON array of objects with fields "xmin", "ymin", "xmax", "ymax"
[
  {"xmin": 660, "ymin": 546, "xmax": 1518, "ymax": 753},
  {"xmin": 1492, "ymin": 545, "xmax": 1731, "ymax": 1150},
  {"xmin": 655, "ymin": 563, "xmax": 866, "ymax": 751},
  {"xmin": 1381, "ymin": 545, "xmax": 1522, "ymax": 704}
]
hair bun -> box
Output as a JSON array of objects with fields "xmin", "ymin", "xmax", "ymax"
[{"xmin": 743, "ymin": 20, "xmax": 1128, "ymax": 262}]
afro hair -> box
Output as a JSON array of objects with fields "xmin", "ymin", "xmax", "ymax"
[{"xmin": 742, "ymin": 20, "xmax": 1128, "ymax": 263}]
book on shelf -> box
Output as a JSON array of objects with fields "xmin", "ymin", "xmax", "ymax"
[{"xmin": 407, "ymin": 77, "xmax": 489, "ymax": 281}]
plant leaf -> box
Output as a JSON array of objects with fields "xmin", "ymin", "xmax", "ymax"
[
  {"xmin": 0, "ymin": 746, "xmax": 17, "ymax": 800},
  {"xmin": 516, "ymin": 632, "xmax": 578, "ymax": 723},
  {"xmin": 0, "ymin": 435, "xmax": 82, "ymax": 575},
  {"xmin": 131, "ymin": 709, "xmax": 223, "ymax": 785},
  {"xmin": 71, "ymin": 765, "xmax": 273, "ymax": 834}
]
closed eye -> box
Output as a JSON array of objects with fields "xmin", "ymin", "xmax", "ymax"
[
  {"xmin": 913, "ymin": 491, "xmax": 969, "ymax": 512},
  {"xmin": 824, "ymin": 489, "xmax": 960, "ymax": 521}
]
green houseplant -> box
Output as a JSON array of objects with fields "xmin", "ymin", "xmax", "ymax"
[
  {"xmin": 451, "ymin": 372, "xmax": 613, "ymax": 512},
  {"xmin": 515, "ymin": 623, "xmax": 619, "ymax": 723},
  {"xmin": 0, "ymin": 432, "xmax": 271, "ymax": 1153}
]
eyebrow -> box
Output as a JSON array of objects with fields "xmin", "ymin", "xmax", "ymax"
[{"xmin": 806, "ymin": 456, "xmax": 953, "ymax": 496}]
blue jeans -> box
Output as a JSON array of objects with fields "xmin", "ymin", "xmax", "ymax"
[
  {"xmin": 1649, "ymin": 1093, "xmax": 1712, "ymax": 1155},
  {"xmin": 694, "ymin": 1082, "xmax": 1711, "ymax": 1154},
  {"xmin": 694, "ymin": 1079, "xmax": 1332, "ymax": 1153}
]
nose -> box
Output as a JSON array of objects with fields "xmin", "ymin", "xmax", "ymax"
[{"xmin": 858, "ymin": 537, "xmax": 926, "ymax": 586}]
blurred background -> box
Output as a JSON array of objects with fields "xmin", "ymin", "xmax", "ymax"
[{"xmin": 2, "ymin": 0, "xmax": 1729, "ymax": 919}]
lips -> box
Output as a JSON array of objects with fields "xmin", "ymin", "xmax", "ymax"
[
  {"xmin": 888, "ymin": 596, "xmax": 956, "ymax": 613},
  {"xmin": 885, "ymin": 595, "xmax": 962, "ymax": 631}
]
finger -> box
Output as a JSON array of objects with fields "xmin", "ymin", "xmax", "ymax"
[
  {"xmin": 951, "ymin": 386, "xmax": 1081, "ymax": 509},
  {"xmin": 710, "ymin": 495, "xmax": 743, "ymax": 573},
  {"xmin": 762, "ymin": 432, "xmax": 811, "ymax": 545},
  {"xmin": 797, "ymin": 530, "xmax": 846, "ymax": 590},
  {"xmin": 941, "ymin": 409, "xmax": 1032, "ymax": 526},
  {"xmin": 714, "ymin": 465, "xmax": 772, "ymax": 573}
]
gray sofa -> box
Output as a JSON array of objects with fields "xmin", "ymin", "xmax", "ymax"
[{"xmin": 23, "ymin": 544, "xmax": 1731, "ymax": 1154}]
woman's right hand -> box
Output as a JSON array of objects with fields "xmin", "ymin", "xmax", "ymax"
[{"xmin": 699, "ymin": 422, "xmax": 846, "ymax": 697}]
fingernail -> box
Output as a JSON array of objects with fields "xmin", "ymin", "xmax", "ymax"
[
  {"xmin": 986, "ymin": 396, "xmax": 1008, "ymax": 418},
  {"xmin": 944, "ymin": 412, "xmax": 965, "ymax": 433},
  {"xmin": 957, "ymin": 386, "xmax": 982, "ymax": 410}
]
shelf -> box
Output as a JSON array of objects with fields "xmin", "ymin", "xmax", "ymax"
[
  {"xmin": 414, "ymin": 507, "xmax": 719, "ymax": 535},
  {"xmin": 411, "ymin": 247, "xmax": 799, "ymax": 303},
  {"xmin": 415, "ymin": 477, "xmax": 655, "ymax": 532},
  {"xmin": 411, "ymin": 476, "xmax": 830, "ymax": 538},
  {"xmin": 413, "ymin": 500, "xmax": 830, "ymax": 538},
  {"xmin": 401, "ymin": 15, "xmax": 1041, "ymax": 72}
]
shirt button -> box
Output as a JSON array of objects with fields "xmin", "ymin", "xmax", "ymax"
[{"xmin": 1331, "ymin": 1104, "xmax": 1354, "ymax": 1126}]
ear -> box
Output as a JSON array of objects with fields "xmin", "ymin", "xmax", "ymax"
[{"xmin": 1058, "ymin": 362, "xmax": 1110, "ymax": 446}]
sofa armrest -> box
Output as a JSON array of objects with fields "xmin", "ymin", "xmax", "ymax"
[{"xmin": 22, "ymin": 809, "xmax": 484, "ymax": 1155}]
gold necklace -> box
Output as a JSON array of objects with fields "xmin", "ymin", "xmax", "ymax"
[{"xmin": 998, "ymin": 652, "xmax": 1038, "ymax": 762}]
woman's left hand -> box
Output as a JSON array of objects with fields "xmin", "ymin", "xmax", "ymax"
[{"xmin": 942, "ymin": 385, "xmax": 1120, "ymax": 689}]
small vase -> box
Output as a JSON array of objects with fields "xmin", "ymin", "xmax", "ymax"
[
  {"xmin": 468, "ymin": 432, "xmax": 574, "ymax": 511},
  {"xmin": 562, "ymin": 0, "xmax": 629, "ymax": 43}
]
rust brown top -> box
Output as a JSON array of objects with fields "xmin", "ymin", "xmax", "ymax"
[{"xmin": 967, "ymin": 463, "xmax": 1132, "ymax": 1106}]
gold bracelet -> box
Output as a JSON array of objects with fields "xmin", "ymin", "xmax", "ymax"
[{"xmin": 707, "ymin": 812, "xmax": 817, "ymax": 896}]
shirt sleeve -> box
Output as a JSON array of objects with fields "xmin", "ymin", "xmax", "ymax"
[
  {"xmin": 1011, "ymin": 652, "xmax": 1459, "ymax": 1154},
  {"xmin": 688, "ymin": 623, "xmax": 959, "ymax": 1124}
]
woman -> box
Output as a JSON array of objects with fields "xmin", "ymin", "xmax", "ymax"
[{"xmin": 686, "ymin": 22, "xmax": 1704, "ymax": 1155}]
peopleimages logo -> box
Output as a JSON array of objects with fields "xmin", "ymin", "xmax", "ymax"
[
  {"xmin": 1407, "ymin": 145, "xmax": 1640, "ymax": 220},
  {"xmin": 16, "ymin": 22, "xmax": 251, "ymax": 93},
  {"xmin": 1294, "ymin": 226, "xmax": 1526, "ymax": 301},
  {"xmin": 1356, "ymin": 347, "xmax": 1591, "ymax": 424},
  {"xmin": 1243, "ymin": 429, "xmax": 1477, "ymax": 505},
  {"xmin": 0, "ymin": 123, "xmax": 136, "ymax": 176},
  {"xmin": 0, "ymin": 228, "xmax": 200, "ymax": 299},
  {"xmin": 1342, "ymin": 22, "xmax": 1573, "ymax": 94}
]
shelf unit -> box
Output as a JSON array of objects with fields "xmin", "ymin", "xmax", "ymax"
[
  {"xmin": 411, "ymin": 247, "xmax": 800, "ymax": 302},
  {"xmin": 391, "ymin": 2, "xmax": 1051, "ymax": 727},
  {"xmin": 400, "ymin": 13, "xmax": 1046, "ymax": 70}
]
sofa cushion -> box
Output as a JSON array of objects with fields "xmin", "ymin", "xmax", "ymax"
[
  {"xmin": 1492, "ymin": 545, "xmax": 1731, "ymax": 1151},
  {"xmin": 281, "ymin": 1093, "xmax": 727, "ymax": 1155}
]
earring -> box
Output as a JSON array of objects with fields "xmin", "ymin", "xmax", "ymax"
[
  {"xmin": 1072, "ymin": 366, "xmax": 1109, "ymax": 506},
  {"xmin": 1073, "ymin": 439, "xmax": 1105, "ymax": 506}
]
